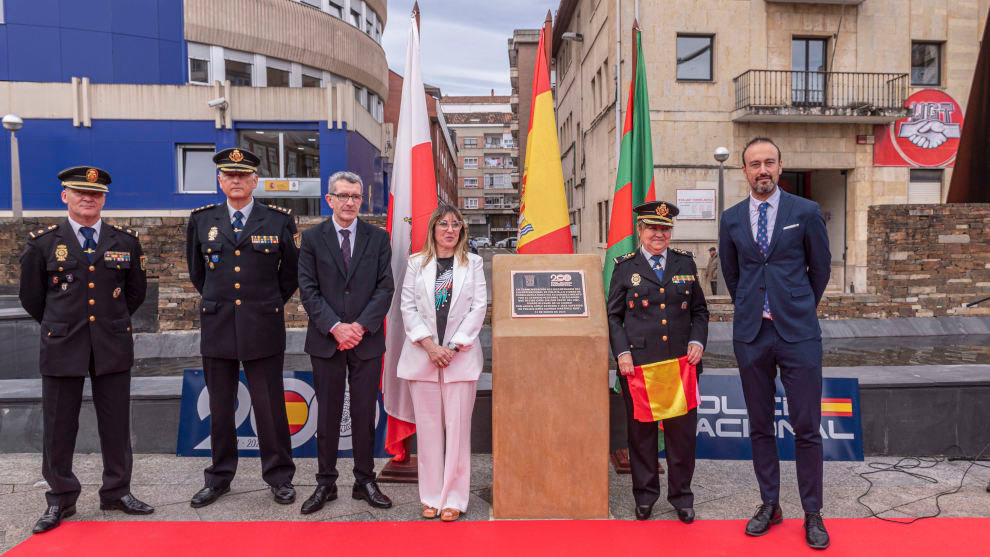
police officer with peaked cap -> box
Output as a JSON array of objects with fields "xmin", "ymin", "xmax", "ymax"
[
  {"xmin": 607, "ymin": 201, "xmax": 709, "ymax": 522},
  {"xmin": 19, "ymin": 166, "xmax": 153, "ymax": 534},
  {"xmin": 185, "ymin": 148, "xmax": 300, "ymax": 508}
]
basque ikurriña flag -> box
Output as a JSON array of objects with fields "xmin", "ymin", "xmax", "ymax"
[
  {"xmin": 382, "ymin": 2, "xmax": 438, "ymax": 461},
  {"xmin": 625, "ymin": 356, "xmax": 699, "ymax": 423},
  {"xmin": 603, "ymin": 22, "xmax": 656, "ymax": 293},
  {"xmin": 516, "ymin": 12, "xmax": 572, "ymax": 254}
]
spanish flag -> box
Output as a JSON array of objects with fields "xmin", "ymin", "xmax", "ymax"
[
  {"xmin": 626, "ymin": 356, "xmax": 699, "ymax": 423},
  {"xmin": 516, "ymin": 12, "xmax": 572, "ymax": 254}
]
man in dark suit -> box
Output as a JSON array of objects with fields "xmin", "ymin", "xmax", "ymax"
[
  {"xmin": 185, "ymin": 148, "xmax": 299, "ymax": 508},
  {"xmin": 718, "ymin": 137, "xmax": 831, "ymax": 549},
  {"xmin": 297, "ymin": 171, "xmax": 394, "ymax": 514},
  {"xmin": 607, "ymin": 201, "xmax": 709, "ymax": 522},
  {"xmin": 19, "ymin": 166, "xmax": 153, "ymax": 534}
]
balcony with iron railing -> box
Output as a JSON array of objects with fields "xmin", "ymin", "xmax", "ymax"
[{"xmin": 732, "ymin": 70, "xmax": 910, "ymax": 123}]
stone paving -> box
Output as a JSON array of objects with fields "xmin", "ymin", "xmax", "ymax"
[{"xmin": 2, "ymin": 453, "xmax": 989, "ymax": 553}]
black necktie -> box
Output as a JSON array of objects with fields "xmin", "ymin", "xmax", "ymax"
[
  {"xmin": 80, "ymin": 226, "xmax": 97, "ymax": 263},
  {"xmin": 340, "ymin": 229, "xmax": 352, "ymax": 272},
  {"xmin": 233, "ymin": 210, "xmax": 244, "ymax": 241}
]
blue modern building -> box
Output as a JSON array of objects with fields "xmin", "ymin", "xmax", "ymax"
[{"xmin": 0, "ymin": 0, "xmax": 390, "ymax": 216}]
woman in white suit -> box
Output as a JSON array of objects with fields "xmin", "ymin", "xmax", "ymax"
[{"xmin": 397, "ymin": 204, "xmax": 487, "ymax": 522}]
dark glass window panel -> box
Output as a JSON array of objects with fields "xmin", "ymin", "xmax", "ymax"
[
  {"xmin": 225, "ymin": 59, "xmax": 252, "ymax": 86},
  {"xmin": 911, "ymin": 43, "xmax": 941, "ymax": 86},
  {"xmin": 283, "ymin": 131, "xmax": 320, "ymax": 178},
  {"xmin": 676, "ymin": 35, "xmax": 713, "ymax": 81},
  {"xmin": 267, "ymin": 67, "xmax": 289, "ymax": 87},
  {"xmin": 190, "ymin": 58, "xmax": 209, "ymax": 83},
  {"xmin": 302, "ymin": 74, "xmax": 321, "ymax": 88}
]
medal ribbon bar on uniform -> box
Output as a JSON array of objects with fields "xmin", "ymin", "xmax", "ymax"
[
  {"xmin": 104, "ymin": 251, "xmax": 131, "ymax": 262},
  {"xmin": 251, "ymin": 235, "xmax": 279, "ymax": 244},
  {"xmin": 671, "ymin": 275, "xmax": 695, "ymax": 283}
]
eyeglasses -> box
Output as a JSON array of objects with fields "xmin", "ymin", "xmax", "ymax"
[
  {"xmin": 330, "ymin": 193, "xmax": 363, "ymax": 203},
  {"xmin": 436, "ymin": 220, "xmax": 463, "ymax": 230}
]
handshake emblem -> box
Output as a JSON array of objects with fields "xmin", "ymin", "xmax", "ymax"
[{"xmin": 897, "ymin": 101, "xmax": 961, "ymax": 149}]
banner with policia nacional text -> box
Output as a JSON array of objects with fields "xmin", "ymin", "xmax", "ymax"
[
  {"xmin": 694, "ymin": 375, "xmax": 864, "ymax": 461},
  {"xmin": 176, "ymin": 370, "xmax": 389, "ymax": 458}
]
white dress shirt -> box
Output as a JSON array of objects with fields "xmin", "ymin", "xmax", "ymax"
[
  {"xmin": 748, "ymin": 186, "xmax": 781, "ymax": 244},
  {"xmin": 67, "ymin": 216, "xmax": 102, "ymax": 249},
  {"xmin": 227, "ymin": 199, "xmax": 255, "ymax": 226}
]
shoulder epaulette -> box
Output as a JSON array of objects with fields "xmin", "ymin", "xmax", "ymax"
[
  {"xmin": 670, "ymin": 247, "xmax": 693, "ymax": 257},
  {"xmin": 613, "ymin": 251, "xmax": 637, "ymax": 264},
  {"xmin": 270, "ymin": 205, "xmax": 292, "ymax": 215},
  {"xmin": 113, "ymin": 224, "xmax": 139, "ymax": 238},
  {"xmin": 28, "ymin": 224, "xmax": 58, "ymax": 240},
  {"xmin": 191, "ymin": 203, "xmax": 218, "ymax": 214}
]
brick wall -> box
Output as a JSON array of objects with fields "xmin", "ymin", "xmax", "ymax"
[{"xmin": 3, "ymin": 205, "xmax": 988, "ymax": 328}]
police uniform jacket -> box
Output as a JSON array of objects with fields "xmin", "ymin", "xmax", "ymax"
[
  {"xmin": 19, "ymin": 221, "xmax": 147, "ymax": 377},
  {"xmin": 186, "ymin": 202, "xmax": 299, "ymax": 361},
  {"xmin": 607, "ymin": 248, "xmax": 709, "ymax": 369}
]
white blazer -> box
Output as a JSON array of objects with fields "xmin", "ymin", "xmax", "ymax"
[{"xmin": 397, "ymin": 252, "xmax": 487, "ymax": 383}]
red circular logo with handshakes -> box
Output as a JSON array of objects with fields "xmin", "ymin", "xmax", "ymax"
[{"xmin": 889, "ymin": 90, "xmax": 963, "ymax": 167}]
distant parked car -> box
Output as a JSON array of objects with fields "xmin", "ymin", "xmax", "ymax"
[
  {"xmin": 494, "ymin": 238, "xmax": 518, "ymax": 249},
  {"xmin": 474, "ymin": 237, "xmax": 492, "ymax": 248}
]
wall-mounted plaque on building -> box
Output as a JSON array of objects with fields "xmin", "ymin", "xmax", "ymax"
[{"xmin": 510, "ymin": 270, "xmax": 588, "ymax": 318}]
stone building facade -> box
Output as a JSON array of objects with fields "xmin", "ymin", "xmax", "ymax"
[{"xmin": 551, "ymin": 0, "xmax": 988, "ymax": 293}]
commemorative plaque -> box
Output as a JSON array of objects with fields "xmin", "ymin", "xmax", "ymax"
[
  {"xmin": 492, "ymin": 254, "xmax": 608, "ymax": 519},
  {"xmin": 510, "ymin": 270, "xmax": 587, "ymax": 318}
]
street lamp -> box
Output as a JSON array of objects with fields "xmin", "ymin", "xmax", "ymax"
[
  {"xmin": 713, "ymin": 146, "xmax": 729, "ymax": 228},
  {"xmin": 3, "ymin": 114, "xmax": 24, "ymax": 218}
]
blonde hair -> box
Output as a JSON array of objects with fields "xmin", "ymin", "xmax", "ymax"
[{"xmin": 419, "ymin": 204, "xmax": 469, "ymax": 267}]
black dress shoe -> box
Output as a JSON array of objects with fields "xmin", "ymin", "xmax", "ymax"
[
  {"xmin": 635, "ymin": 504, "xmax": 653, "ymax": 521},
  {"xmin": 271, "ymin": 483, "xmax": 296, "ymax": 505},
  {"xmin": 804, "ymin": 512, "xmax": 830, "ymax": 549},
  {"xmin": 190, "ymin": 485, "xmax": 230, "ymax": 508},
  {"xmin": 32, "ymin": 505, "xmax": 75, "ymax": 534},
  {"xmin": 745, "ymin": 503, "xmax": 782, "ymax": 536},
  {"xmin": 100, "ymin": 493, "xmax": 154, "ymax": 515},
  {"xmin": 676, "ymin": 507, "xmax": 695, "ymax": 524},
  {"xmin": 300, "ymin": 484, "xmax": 338, "ymax": 515},
  {"xmin": 352, "ymin": 481, "xmax": 392, "ymax": 509}
]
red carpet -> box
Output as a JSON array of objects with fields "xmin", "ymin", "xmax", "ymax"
[{"xmin": 7, "ymin": 518, "xmax": 989, "ymax": 556}]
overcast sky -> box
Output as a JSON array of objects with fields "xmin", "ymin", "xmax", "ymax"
[{"xmin": 382, "ymin": 0, "xmax": 558, "ymax": 96}]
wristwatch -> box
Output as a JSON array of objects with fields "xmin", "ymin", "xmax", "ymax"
[{"xmin": 446, "ymin": 342, "xmax": 459, "ymax": 352}]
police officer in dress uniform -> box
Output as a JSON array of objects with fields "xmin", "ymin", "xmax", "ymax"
[
  {"xmin": 185, "ymin": 148, "xmax": 299, "ymax": 508},
  {"xmin": 19, "ymin": 166, "xmax": 153, "ymax": 534},
  {"xmin": 607, "ymin": 201, "xmax": 709, "ymax": 522}
]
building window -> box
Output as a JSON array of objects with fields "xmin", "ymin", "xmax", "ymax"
[
  {"xmin": 597, "ymin": 200, "xmax": 609, "ymax": 244},
  {"xmin": 225, "ymin": 59, "xmax": 252, "ymax": 86},
  {"xmin": 177, "ymin": 144, "xmax": 217, "ymax": 193},
  {"xmin": 299, "ymin": 0, "xmax": 321, "ymax": 8},
  {"xmin": 792, "ymin": 38, "xmax": 827, "ymax": 105},
  {"xmin": 327, "ymin": 0, "xmax": 343, "ymax": 18},
  {"xmin": 464, "ymin": 157, "xmax": 478, "ymax": 169},
  {"xmin": 908, "ymin": 169, "xmax": 943, "ymax": 204},
  {"xmin": 676, "ymin": 34, "xmax": 714, "ymax": 81},
  {"xmin": 464, "ymin": 137, "xmax": 478, "ymax": 148},
  {"xmin": 302, "ymin": 73, "xmax": 322, "ymax": 88},
  {"xmin": 464, "ymin": 177, "xmax": 479, "ymax": 188},
  {"xmin": 464, "ymin": 198, "xmax": 479, "ymax": 209},
  {"xmin": 189, "ymin": 58, "xmax": 210, "ymax": 85},
  {"xmin": 352, "ymin": 9, "xmax": 362, "ymax": 27},
  {"xmin": 267, "ymin": 66, "xmax": 290, "ymax": 87},
  {"xmin": 912, "ymin": 42, "xmax": 942, "ymax": 86},
  {"xmin": 237, "ymin": 130, "xmax": 320, "ymax": 178}
]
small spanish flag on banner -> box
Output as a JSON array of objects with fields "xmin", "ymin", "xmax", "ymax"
[
  {"xmin": 821, "ymin": 398, "xmax": 854, "ymax": 417},
  {"xmin": 626, "ymin": 356, "xmax": 699, "ymax": 423}
]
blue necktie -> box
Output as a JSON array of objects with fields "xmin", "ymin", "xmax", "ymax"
[
  {"xmin": 80, "ymin": 226, "xmax": 97, "ymax": 263},
  {"xmin": 757, "ymin": 202, "xmax": 771, "ymax": 318},
  {"xmin": 651, "ymin": 254, "xmax": 663, "ymax": 283},
  {"xmin": 233, "ymin": 211, "xmax": 244, "ymax": 241}
]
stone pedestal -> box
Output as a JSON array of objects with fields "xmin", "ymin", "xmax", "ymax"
[{"xmin": 491, "ymin": 254, "xmax": 609, "ymax": 519}]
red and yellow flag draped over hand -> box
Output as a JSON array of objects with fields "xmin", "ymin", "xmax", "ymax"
[
  {"xmin": 517, "ymin": 12, "xmax": 572, "ymax": 254},
  {"xmin": 626, "ymin": 356, "xmax": 699, "ymax": 423},
  {"xmin": 603, "ymin": 23, "xmax": 656, "ymax": 291}
]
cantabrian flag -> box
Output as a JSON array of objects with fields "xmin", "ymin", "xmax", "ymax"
[
  {"xmin": 517, "ymin": 13, "xmax": 572, "ymax": 254},
  {"xmin": 626, "ymin": 356, "xmax": 699, "ymax": 423},
  {"xmin": 604, "ymin": 22, "xmax": 656, "ymax": 292},
  {"xmin": 382, "ymin": 3, "xmax": 437, "ymax": 460}
]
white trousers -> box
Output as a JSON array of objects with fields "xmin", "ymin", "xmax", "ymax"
[{"xmin": 407, "ymin": 372, "xmax": 477, "ymax": 512}]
